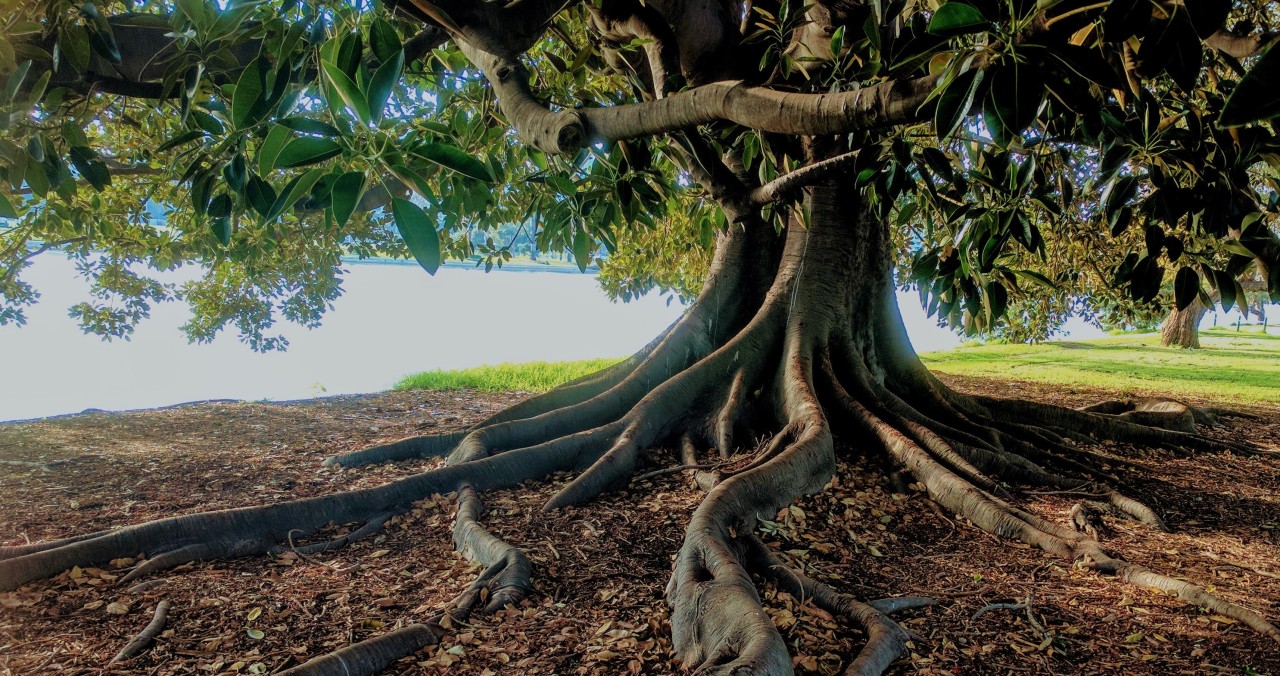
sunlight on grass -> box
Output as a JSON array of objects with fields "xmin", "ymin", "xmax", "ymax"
[
  {"xmin": 395, "ymin": 358, "xmax": 623, "ymax": 393},
  {"xmin": 920, "ymin": 327, "xmax": 1280, "ymax": 404}
]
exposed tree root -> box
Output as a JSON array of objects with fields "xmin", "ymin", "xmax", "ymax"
[
  {"xmin": 279, "ymin": 486, "xmax": 532, "ymax": 675},
  {"xmin": 742, "ymin": 534, "xmax": 933, "ymax": 676},
  {"xmin": 109, "ymin": 599, "xmax": 171, "ymax": 664},
  {"xmin": 4, "ymin": 183, "xmax": 1276, "ymax": 676},
  {"xmin": 280, "ymin": 623, "xmax": 440, "ymax": 676}
]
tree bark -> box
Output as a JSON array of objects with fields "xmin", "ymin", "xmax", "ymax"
[{"xmin": 1161, "ymin": 297, "xmax": 1208, "ymax": 348}]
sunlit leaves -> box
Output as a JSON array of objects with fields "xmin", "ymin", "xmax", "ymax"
[{"xmin": 321, "ymin": 61, "xmax": 370, "ymax": 124}]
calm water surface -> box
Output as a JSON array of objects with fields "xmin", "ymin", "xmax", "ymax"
[{"xmin": 1, "ymin": 255, "xmax": 1100, "ymax": 421}]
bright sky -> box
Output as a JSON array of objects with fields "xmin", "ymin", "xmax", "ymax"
[{"xmin": 0, "ymin": 254, "xmax": 1107, "ymax": 422}]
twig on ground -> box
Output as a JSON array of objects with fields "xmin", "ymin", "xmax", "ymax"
[{"xmin": 109, "ymin": 599, "xmax": 171, "ymax": 664}]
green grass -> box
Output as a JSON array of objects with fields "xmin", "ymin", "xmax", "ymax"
[
  {"xmin": 394, "ymin": 358, "xmax": 623, "ymax": 393},
  {"xmin": 920, "ymin": 327, "xmax": 1280, "ymax": 404}
]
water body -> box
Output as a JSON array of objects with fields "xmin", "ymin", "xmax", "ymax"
[{"xmin": 2, "ymin": 254, "xmax": 1101, "ymax": 421}]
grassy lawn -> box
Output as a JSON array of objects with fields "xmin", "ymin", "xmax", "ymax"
[
  {"xmin": 395, "ymin": 358, "xmax": 623, "ymax": 393},
  {"xmin": 394, "ymin": 328, "xmax": 1278, "ymax": 405},
  {"xmin": 921, "ymin": 327, "xmax": 1280, "ymax": 404}
]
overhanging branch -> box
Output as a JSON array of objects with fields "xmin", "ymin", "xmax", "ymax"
[{"xmin": 460, "ymin": 39, "xmax": 940, "ymax": 155}]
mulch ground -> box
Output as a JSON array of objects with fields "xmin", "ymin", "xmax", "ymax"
[{"xmin": 1, "ymin": 375, "xmax": 1278, "ymax": 675}]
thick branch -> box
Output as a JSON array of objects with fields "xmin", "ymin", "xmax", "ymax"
[
  {"xmin": 750, "ymin": 149, "xmax": 860, "ymax": 206},
  {"xmin": 1205, "ymin": 29, "xmax": 1278, "ymax": 59},
  {"xmin": 460, "ymin": 38, "xmax": 939, "ymax": 154}
]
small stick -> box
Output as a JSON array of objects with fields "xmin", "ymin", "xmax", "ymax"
[
  {"xmin": 109, "ymin": 600, "xmax": 171, "ymax": 664},
  {"xmin": 971, "ymin": 600, "xmax": 1027, "ymax": 620},
  {"xmin": 632, "ymin": 461, "xmax": 729, "ymax": 484}
]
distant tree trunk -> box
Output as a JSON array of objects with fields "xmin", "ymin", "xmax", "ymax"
[{"xmin": 1161, "ymin": 297, "xmax": 1208, "ymax": 349}]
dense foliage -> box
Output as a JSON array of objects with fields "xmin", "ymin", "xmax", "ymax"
[{"xmin": 1, "ymin": 0, "xmax": 1278, "ymax": 348}]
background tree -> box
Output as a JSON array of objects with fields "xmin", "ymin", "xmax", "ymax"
[{"xmin": 2, "ymin": 0, "xmax": 1280, "ymax": 674}]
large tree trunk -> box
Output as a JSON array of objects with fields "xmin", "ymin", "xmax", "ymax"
[
  {"xmin": 1, "ymin": 175, "xmax": 1274, "ymax": 675},
  {"xmin": 1161, "ymin": 297, "xmax": 1209, "ymax": 348}
]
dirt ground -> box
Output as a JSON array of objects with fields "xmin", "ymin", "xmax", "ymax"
[{"xmin": 1, "ymin": 375, "xmax": 1278, "ymax": 675}]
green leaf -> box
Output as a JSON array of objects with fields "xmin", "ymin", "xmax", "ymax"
[
  {"xmin": 983, "ymin": 63, "xmax": 1043, "ymax": 147},
  {"xmin": 246, "ymin": 175, "xmax": 277, "ymax": 217},
  {"xmin": 278, "ymin": 117, "xmax": 343, "ymax": 137},
  {"xmin": 935, "ymin": 69, "xmax": 984, "ymax": 141},
  {"xmin": 267, "ymin": 168, "xmax": 325, "ymax": 220},
  {"xmin": 273, "ymin": 137, "xmax": 342, "ymax": 169},
  {"xmin": 58, "ymin": 26, "xmax": 91, "ymax": 73},
  {"xmin": 369, "ymin": 18, "xmax": 402, "ymax": 63},
  {"xmin": 209, "ymin": 193, "xmax": 232, "ymax": 245},
  {"xmin": 321, "ymin": 61, "xmax": 371, "ymax": 123},
  {"xmin": 0, "ymin": 192, "xmax": 18, "ymax": 218},
  {"xmin": 928, "ymin": 3, "xmax": 991, "ymax": 37},
  {"xmin": 190, "ymin": 109, "xmax": 225, "ymax": 135},
  {"xmin": 68, "ymin": 146, "xmax": 110, "ymax": 190},
  {"xmin": 3, "ymin": 61, "xmax": 32, "ymax": 104},
  {"xmin": 366, "ymin": 50, "xmax": 403, "ymax": 124},
  {"xmin": 1173, "ymin": 267, "xmax": 1199, "ymax": 311},
  {"xmin": 81, "ymin": 3, "xmax": 121, "ymax": 64},
  {"xmin": 224, "ymin": 153, "xmax": 248, "ymax": 193},
  {"xmin": 257, "ymin": 124, "xmax": 292, "ymax": 175},
  {"xmin": 190, "ymin": 170, "xmax": 214, "ymax": 215},
  {"xmin": 411, "ymin": 143, "xmax": 493, "ymax": 182},
  {"xmin": 985, "ymin": 281, "xmax": 1008, "ymax": 324},
  {"xmin": 390, "ymin": 197, "xmax": 441, "ymax": 274},
  {"xmin": 1212, "ymin": 268, "xmax": 1236, "ymax": 312},
  {"xmin": 573, "ymin": 227, "xmax": 591, "ymax": 272},
  {"xmin": 1220, "ymin": 45, "xmax": 1280, "ymax": 127},
  {"xmin": 246, "ymin": 628, "xmax": 264, "ymax": 640},
  {"xmin": 157, "ymin": 130, "xmax": 206, "ymax": 152},
  {"xmin": 330, "ymin": 171, "xmax": 365, "ymax": 229},
  {"xmin": 232, "ymin": 59, "xmax": 266, "ymax": 129}
]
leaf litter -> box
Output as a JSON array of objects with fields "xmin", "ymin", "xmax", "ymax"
[{"xmin": 0, "ymin": 377, "xmax": 1277, "ymax": 674}]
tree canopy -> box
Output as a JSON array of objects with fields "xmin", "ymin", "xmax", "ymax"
[{"xmin": 1, "ymin": 0, "xmax": 1278, "ymax": 349}]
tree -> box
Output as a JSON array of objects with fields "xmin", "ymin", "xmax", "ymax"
[
  {"xmin": 1160, "ymin": 272, "xmax": 1271, "ymax": 347},
  {"xmin": 3, "ymin": 0, "xmax": 1280, "ymax": 673}
]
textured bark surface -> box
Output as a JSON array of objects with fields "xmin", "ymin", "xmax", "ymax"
[{"xmin": 1161, "ymin": 299, "xmax": 1208, "ymax": 349}]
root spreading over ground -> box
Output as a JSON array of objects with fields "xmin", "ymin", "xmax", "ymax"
[{"xmin": 3, "ymin": 185, "xmax": 1279, "ymax": 674}]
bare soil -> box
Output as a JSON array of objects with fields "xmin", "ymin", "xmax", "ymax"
[{"xmin": 1, "ymin": 376, "xmax": 1278, "ymax": 675}]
